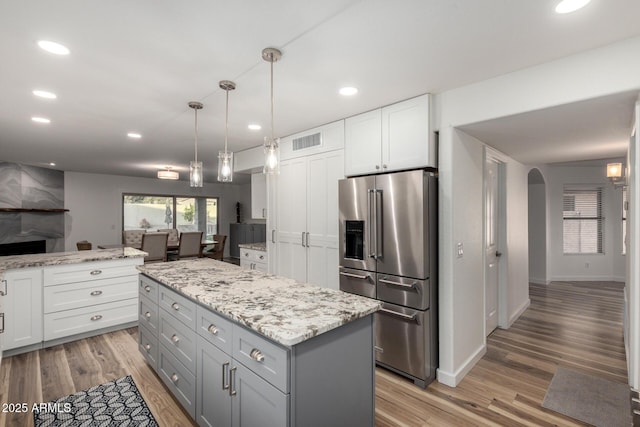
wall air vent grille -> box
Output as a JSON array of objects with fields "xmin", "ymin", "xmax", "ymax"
[{"xmin": 292, "ymin": 132, "xmax": 322, "ymax": 151}]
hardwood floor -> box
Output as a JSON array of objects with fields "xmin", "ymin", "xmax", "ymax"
[{"xmin": 0, "ymin": 281, "xmax": 627, "ymax": 427}]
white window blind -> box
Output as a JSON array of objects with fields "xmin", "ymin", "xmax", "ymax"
[{"xmin": 562, "ymin": 186, "xmax": 604, "ymax": 254}]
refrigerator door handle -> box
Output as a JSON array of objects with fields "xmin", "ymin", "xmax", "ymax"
[
  {"xmin": 375, "ymin": 189, "xmax": 383, "ymax": 260},
  {"xmin": 367, "ymin": 189, "xmax": 376, "ymax": 259}
]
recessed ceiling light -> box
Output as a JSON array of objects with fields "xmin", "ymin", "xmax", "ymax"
[
  {"xmin": 555, "ymin": 0, "xmax": 591, "ymax": 14},
  {"xmin": 127, "ymin": 132, "xmax": 142, "ymax": 139},
  {"xmin": 49, "ymin": 162, "xmax": 56, "ymax": 166},
  {"xmin": 248, "ymin": 124, "xmax": 262, "ymax": 131},
  {"xmin": 339, "ymin": 87, "xmax": 358, "ymax": 96},
  {"xmin": 33, "ymin": 90, "xmax": 57, "ymax": 99},
  {"xmin": 37, "ymin": 40, "xmax": 70, "ymax": 55},
  {"xmin": 32, "ymin": 117, "xmax": 51, "ymax": 124}
]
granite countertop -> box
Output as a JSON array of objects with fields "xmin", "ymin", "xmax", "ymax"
[
  {"xmin": 237, "ymin": 242, "xmax": 266, "ymax": 251},
  {"xmin": 0, "ymin": 248, "xmax": 146, "ymax": 280},
  {"xmin": 138, "ymin": 258, "xmax": 380, "ymax": 347}
]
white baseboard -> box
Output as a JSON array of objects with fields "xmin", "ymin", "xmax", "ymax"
[
  {"xmin": 529, "ymin": 277, "xmax": 549, "ymax": 285},
  {"xmin": 507, "ymin": 298, "xmax": 531, "ymax": 328},
  {"xmin": 551, "ymin": 275, "xmax": 625, "ymax": 282},
  {"xmin": 436, "ymin": 344, "xmax": 487, "ymax": 387}
]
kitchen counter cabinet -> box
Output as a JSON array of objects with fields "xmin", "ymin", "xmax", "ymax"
[
  {"xmin": 138, "ymin": 259, "xmax": 379, "ymax": 426},
  {"xmin": 0, "ymin": 248, "xmax": 145, "ymax": 355},
  {"xmin": 238, "ymin": 245, "xmax": 267, "ymax": 272}
]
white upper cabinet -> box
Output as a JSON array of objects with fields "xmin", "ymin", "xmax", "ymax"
[
  {"xmin": 234, "ymin": 146, "xmax": 264, "ymax": 173},
  {"xmin": 250, "ymin": 173, "xmax": 267, "ymax": 219},
  {"xmin": 345, "ymin": 94, "xmax": 434, "ymax": 176}
]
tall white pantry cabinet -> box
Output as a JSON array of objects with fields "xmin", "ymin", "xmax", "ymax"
[{"xmin": 272, "ymin": 120, "xmax": 344, "ymax": 290}]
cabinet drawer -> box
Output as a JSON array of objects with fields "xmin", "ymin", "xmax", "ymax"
[
  {"xmin": 138, "ymin": 323, "xmax": 158, "ymax": 370},
  {"xmin": 44, "ymin": 261, "xmax": 138, "ymax": 286},
  {"xmin": 197, "ymin": 306, "xmax": 233, "ymax": 354},
  {"xmin": 240, "ymin": 249, "xmax": 267, "ymax": 263},
  {"xmin": 158, "ymin": 344, "xmax": 196, "ymax": 419},
  {"xmin": 44, "ymin": 276, "xmax": 138, "ymax": 314},
  {"xmin": 233, "ymin": 326, "xmax": 289, "ymax": 393},
  {"xmin": 159, "ymin": 286, "xmax": 196, "ymax": 329},
  {"xmin": 43, "ymin": 299, "xmax": 137, "ymax": 341},
  {"xmin": 139, "ymin": 275, "xmax": 159, "ymax": 303},
  {"xmin": 159, "ymin": 314, "xmax": 197, "ymax": 373},
  {"xmin": 139, "ymin": 296, "xmax": 159, "ymax": 334}
]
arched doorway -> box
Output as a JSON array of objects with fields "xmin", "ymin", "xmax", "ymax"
[{"xmin": 528, "ymin": 168, "xmax": 547, "ymax": 284}]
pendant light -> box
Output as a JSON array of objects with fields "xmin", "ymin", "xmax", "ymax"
[
  {"xmin": 188, "ymin": 101, "xmax": 204, "ymax": 187},
  {"xmin": 217, "ymin": 80, "xmax": 235, "ymax": 182},
  {"xmin": 262, "ymin": 47, "xmax": 282, "ymax": 175}
]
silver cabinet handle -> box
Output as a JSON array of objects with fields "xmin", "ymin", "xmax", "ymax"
[
  {"xmin": 0, "ymin": 279, "xmax": 7, "ymax": 296},
  {"xmin": 306, "ymin": 232, "xmax": 310, "ymax": 247},
  {"xmin": 171, "ymin": 373, "xmax": 179, "ymax": 383},
  {"xmin": 244, "ymin": 252, "xmax": 249, "ymax": 257},
  {"xmin": 271, "ymin": 229, "xmax": 275, "ymax": 243},
  {"xmin": 171, "ymin": 334, "xmax": 180, "ymax": 344},
  {"xmin": 259, "ymin": 255, "xmax": 264, "ymax": 260},
  {"xmin": 375, "ymin": 165, "xmax": 380, "ymax": 169},
  {"xmin": 379, "ymin": 308, "xmax": 417, "ymax": 322},
  {"xmin": 171, "ymin": 302, "xmax": 179, "ymax": 311},
  {"xmin": 222, "ymin": 362, "xmax": 230, "ymax": 390},
  {"xmin": 90, "ymin": 290, "xmax": 103, "ymax": 296},
  {"xmin": 144, "ymin": 343, "xmax": 151, "ymax": 351},
  {"xmin": 382, "ymin": 164, "xmax": 387, "ymax": 169},
  {"xmin": 339, "ymin": 271, "xmax": 370, "ymax": 280},
  {"xmin": 0, "ymin": 313, "xmax": 4, "ymax": 333},
  {"xmin": 90, "ymin": 269, "xmax": 102, "ymax": 276},
  {"xmin": 379, "ymin": 278, "xmax": 417, "ymax": 289},
  {"xmin": 208, "ymin": 324, "xmax": 218, "ymax": 335},
  {"xmin": 262, "ymin": 208, "xmax": 266, "ymax": 218},
  {"xmin": 144, "ymin": 285, "xmax": 151, "ymax": 293},
  {"xmin": 229, "ymin": 367, "xmax": 237, "ymax": 396},
  {"xmin": 144, "ymin": 311, "xmax": 151, "ymax": 319},
  {"xmin": 90, "ymin": 315, "xmax": 102, "ymax": 321},
  {"xmin": 301, "ymin": 231, "xmax": 305, "ymax": 247},
  {"xmin": 250, "ymin": 348, "xmax": 265, "ymax": 363}
]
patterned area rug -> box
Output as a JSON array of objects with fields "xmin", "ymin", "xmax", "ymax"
[{"xmin": 34, "ymin": 375, "xmax": 158, "ymax": 427}]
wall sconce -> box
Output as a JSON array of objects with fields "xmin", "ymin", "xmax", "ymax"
[{"xmin": 606, "ymin": 162, "xmax": 627, "ymax": 188}]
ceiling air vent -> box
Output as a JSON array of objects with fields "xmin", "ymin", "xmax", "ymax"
[{"xmin": 292, "ymin": 132, "xmax": 322, "ymax": 151}]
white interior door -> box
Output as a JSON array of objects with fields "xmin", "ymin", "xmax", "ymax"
[{"xmin": 485, "ymin": 158, "xmax": 500, "ymax": 335}]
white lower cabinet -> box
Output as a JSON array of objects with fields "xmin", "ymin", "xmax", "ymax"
[
  {"xmin": 2, "ymin": 268, "xmax": 43, "ymax": 351},
  {"xmin": 239, "ymin": 248, "xmax": 267, "ymax": 272}
]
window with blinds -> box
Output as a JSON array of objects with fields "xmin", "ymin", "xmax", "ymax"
[{"xmin": 562, "ymin": 186, "xmax": 604, "ymax": 254}]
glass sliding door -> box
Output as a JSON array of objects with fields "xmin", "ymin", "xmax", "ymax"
[{"xmin": 123, "ymin": 195, "xmax": 173, "ymax": 231}]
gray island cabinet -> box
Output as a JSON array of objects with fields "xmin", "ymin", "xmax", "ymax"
[{"xmin": 137, "ymin": 258, "xmax": 380, "ymax": 427}]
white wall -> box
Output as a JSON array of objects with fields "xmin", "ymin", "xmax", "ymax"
[
  {"xmin": 435, "ymin": 35, "xmax": 640, "ymax": 387},
  {"xmin": 628, "ymin": 100, "xmax": 639, "ymax": 390},
  {"xmin": 437, "ymin": 128, "xmax": 530, "ymax": 386},
  {"xmin": 64, "ymin": 172, "xmax": 251, "ymax": 257},
  {"xmin": 528, "ymin": 180, "xmax": 547, "ymax": 284},
  {"xmin": 546, "ymin": 164, "xmax": 625, "ymax": 282}
]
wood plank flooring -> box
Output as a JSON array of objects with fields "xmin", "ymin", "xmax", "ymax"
[{"xmin": 0, "ymin": 281, "xmax": 627, "ymax": 427}]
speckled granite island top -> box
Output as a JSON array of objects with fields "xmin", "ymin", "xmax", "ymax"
[
  {"xmin": 138, "ymin": 258, "xmax": 380, "ymax": 347},
  {"xmin": 0, "ymin": 248, "xmax": 146, "ymax": 279},
  {"xmin": 237, "ymin": 242, "xmax": 266, "ymax": 251}
]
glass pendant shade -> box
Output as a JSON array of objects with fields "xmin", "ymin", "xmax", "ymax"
[
  {"xmin": 190, "ymin": 160, "xmax": 203, "ymax": 187},
  {"xmin": 217, "ymin": 80, "xmax": 236, "ymax": 183},
  {"xmin": 188, "ymin": 101, "xmax": 204, "ymax": 187},
  {"xmin": 263, "ymin": 136, "xmax": 280, "ymax": 174},
  {"xmin": 217, "ymin": 151, "xmax": 234, "ymax": 182}
]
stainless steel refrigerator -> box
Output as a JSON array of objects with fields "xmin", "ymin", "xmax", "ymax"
[{"xmin": 338, "ymin": 169, "xmax": 438, "ymax": 387}]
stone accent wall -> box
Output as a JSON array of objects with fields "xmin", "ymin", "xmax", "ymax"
[{"xmin": 0, "ymin": 162, "xmax": 65, "ymax": 252}]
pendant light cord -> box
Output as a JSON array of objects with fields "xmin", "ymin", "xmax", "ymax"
[
  {"xmin": 225, "ymin": 88, "xmax": 229, "ymax": 155},
  {"xmin": 194, "ymin": 107, "xmax": 198, "ymax": 163},
  {"xmin": 270, "ymin": 55, "xmax": 275, "ymax": 140}
]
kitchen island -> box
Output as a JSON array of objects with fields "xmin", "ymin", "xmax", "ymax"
[
  {"xmin": 138, "ymin": 258, "xmax": 380, "ymax": 427},
  {"xmin": 0, "ymin": 248, "xmax": 145, "ymax": 355}
]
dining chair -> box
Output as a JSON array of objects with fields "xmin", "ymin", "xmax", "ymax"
[
  {"xmin": 76, "ymin": 240, "xmax": 92, "ymax": 251},
  {"xmin": 122, "ymin": 229, "xmax": 146, "ymax": 249},
  {"xmin": 157, "ymin": 228, "xmax": 179, "ymax": 245},
  {"xmin": 141, "ymin": 232, "xmax": 169, "ymax": 263},
  {"xmin": 203, "ymin": 234, "xmax": 226, "ymax": 261},
  {"xmin": 177, "ymin": 231, "xmax": 203, "ymax": 259}
]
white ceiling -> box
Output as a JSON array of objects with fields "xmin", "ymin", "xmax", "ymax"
[{"xmin": 1, "ymin": 0, "xmax": 639, "ymax": 182}]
